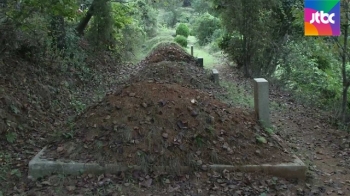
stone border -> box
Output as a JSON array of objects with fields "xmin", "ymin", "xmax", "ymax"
[{"xmin": 28, "ymin": 147, "xmax": 306, "ymax": 180}]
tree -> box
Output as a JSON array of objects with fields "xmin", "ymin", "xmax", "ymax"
[
  {"xmin": 192, "ymin": 0, "xmax": 211, "ymax": 14},
  {"xmin": 75, "ymin": 0, "xmax": 127, "ymax": 36},
  {"xmin": 87, "ymin": 0, "xmax": 115, "ymax": 50},
  {"xmin": 213, "ymin": 0, "xmax": 282, "ymax": 77},
  {"xmin": 50, "ymin": 15, "xmax": 66, "ymax": 50},
  {"xmin": 334, "ymin": 0, "xmax": 350, "ymax": 123}
]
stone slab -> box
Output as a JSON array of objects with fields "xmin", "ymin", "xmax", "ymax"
[{"xmin": 28, "ymin": 148, "xmax": 306, "ymax": 180}]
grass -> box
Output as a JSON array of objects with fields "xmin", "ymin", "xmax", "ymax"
[
  {"xmin": 186, "ymin": 46, "xmax": 218, "ymax": 69},
  {"xmin": 185, "ymin": 36, "xmax": 220, "ymax": 69},
  {"xmin": 219, "ymin": 81, "xmax": 254, "ymax": 108},
  {"xmin": 157, "ymin": 26, "xmax": 175, "ymax": 37}
]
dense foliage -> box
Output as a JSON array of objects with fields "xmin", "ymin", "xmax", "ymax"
[
  {"xmin": 176, "ymin": 23, "xmax": 190, "ymax": 38},
  {"xmin": 174, "ymin": 35, "xmax": 188, "ymax": 47},
  {"xmin": 210, "ymin": 0, "xmax": 350, "ymax": 123},
  {"xmin": 192, "ymin": 12, "xmax": 220, "ymax": 46}
]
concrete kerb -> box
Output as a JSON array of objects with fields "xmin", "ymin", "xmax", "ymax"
[{"xmin": 28, "ymin": 147, "xmax": 306, "ymax": 180}]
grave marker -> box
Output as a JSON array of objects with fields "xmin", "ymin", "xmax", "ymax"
[
  {"xmin": 197, "ymin": 57, "xmax": 203, "ymax": 67},
  {"xmin": 212, "ymin": 69, "xmax": 219, "ymax": 84},
  {"xmin": 253, "ymin": 78, "xmax": 270, "ymax": 127}
]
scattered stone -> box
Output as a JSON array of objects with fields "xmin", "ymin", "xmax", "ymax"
[
  {"xmin": 124, "ymin": 183, "xmax": 130, "ymax": 187},
  {"xmin": 191, "ymin": 110, "xmax": 198, "ymax": 117},
  {"xmin": 41, "ymin": 181, "xmax": 51, "ymax": 186},
  {"xmin": 56, "ymin": 146, "xmax": 64, "ymax": 153},
  {"xmin": 164, "ymin": 179, "xmax": 170, "ymax": 184},
  {"xmin": 66, "ymin": 186, "xmax": 76, "ymax": 192},
  {"xmin": 191, "ymin": 99, "xmax": 197, "ymax": 104},
  {"xmin": 206, "ymin": 115, "xmax": 214, "ymax": 124},
  {"xmin": 140, "ymin": 178, "xmax": 152, "ymax": 188},
  {"xmin": 162, "ymin": 133, "xmax": 168, "ymax": 139}
]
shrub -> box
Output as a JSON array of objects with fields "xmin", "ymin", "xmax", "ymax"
[
  {"xmin": 174, "ymin": 35, "xmax": 188, "ymax": 47},
  {"xmin": 176, "ymin": 23, "xmax": 190, "ymax": 38},
  {"xmin": 193, "ymin": 13, "xmax": 220, "ymax": 45}
]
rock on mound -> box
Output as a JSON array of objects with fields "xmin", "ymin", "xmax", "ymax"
[
  {"xmin": 143, "ymin": 42, "xmax": 197, "ymax": 65},
  {"xmin": 45, "ymin": 81, "xmax": 291, "ymax": 173}
]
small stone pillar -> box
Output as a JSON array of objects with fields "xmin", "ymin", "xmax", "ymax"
[
  {"xmin": 253, "ymin": 78, "xmax": 270, "ymax": 127},
  {"xmin": 197, "ymin": 57, "xmax": 203, "ymax": 67},
  {"xmin": 191, "ymin": 45, "xmax": 194, "ymax": 56},
  {"xmin": 212, "ymin": 69, "xmax": 219, "ymax": 84}
]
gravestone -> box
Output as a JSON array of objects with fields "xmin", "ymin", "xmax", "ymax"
[
  {"xmin": 212, "ymin": 69, "xmax": 219, "ymax": 84},
  {"xmin": 197, "ymin": 57, "xmax": 203, "ymax": 67},
  {"xmin": 191, "ymin": 45, "xmax": 194, "ymax": 56},
  {"xmin": 253, "ymin": 78, "xmax": 270, "ymax": 127}
]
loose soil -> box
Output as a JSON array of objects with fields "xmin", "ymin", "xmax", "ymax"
[
  {"xmin": 20, "ymin": 170, "xmax": 300, "ymax": 196},
  {"xmin": 43, "ymin": 43, "xmax": 292, "ymax": 169},
  {"xmin": 3, "ymin": 41, "xmax": 350, "ymax": 195},
  {"xmin": 44, "ymin": 81, "xmax": 292, "ymax": 168},
  {"xmin": 142, "ymin": 42, "xmax": 198, "ymax": 65},
  {"xmin": 129, "ymin": 60, "xmax": 226, "ymax": 97}
]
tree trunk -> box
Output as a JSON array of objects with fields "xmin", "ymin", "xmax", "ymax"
[
  {"xmin": 341, "ymin": 1, "xmax": 349, "ymax": 123},
  {"xmin": 0, "ymin": 0, "xmax": 7, "ymax": 7},
  {"xmin": 75, "ymin": 0, "xmax": 125, "ymax": 36},
  {"xmin": 75, "ymin": 3, "xmax": 95, "ymax": 36},
  {"xmin": 342, "ymin": 85, "xmax": 349, "ymax": 122}
]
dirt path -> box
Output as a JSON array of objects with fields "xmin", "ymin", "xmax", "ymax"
[{"xmin": 217, "ymin": 64, "xmax": 350, "ymax": 195}]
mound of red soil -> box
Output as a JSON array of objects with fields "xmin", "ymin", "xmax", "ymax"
[
  {"xmin": 45, "ymin": 81, "xmax": 292, "ymax": 171},
  {"xmin": 129, "ymin": 61, "xmax": 222, "ymax": 93},
  {"xmin": 142, "ymin": 43, "xmax": 197, "ymax": 65}
]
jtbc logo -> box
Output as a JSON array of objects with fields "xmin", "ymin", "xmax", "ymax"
[{"xmin": 310, "ymin": 11, "xmax": 335, "ymax": 24}]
